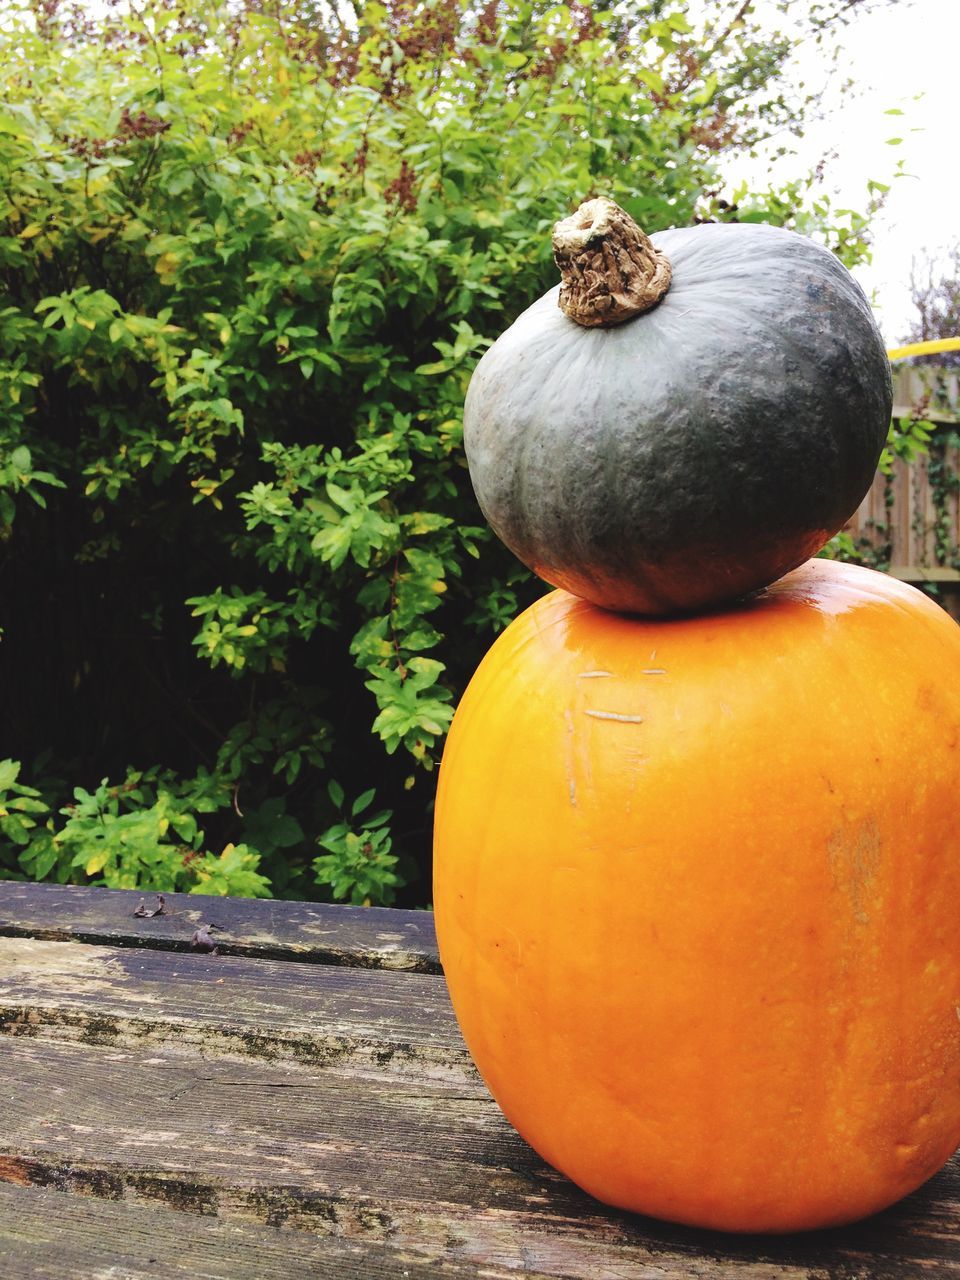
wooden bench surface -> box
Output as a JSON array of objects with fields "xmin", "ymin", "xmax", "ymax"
[{"xmin": 1, "ymin": 880, "xmax": 959, "ymax": 1278}]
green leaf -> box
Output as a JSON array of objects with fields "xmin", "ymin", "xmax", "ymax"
[
  {"xmin": 351, "ymin": 788, "xmax": 375, "ymax": 817},
  {"xmin": 85, "ymin": 849, "xmax": 110, "ymax": 876},
  {"xmin": 0, "ymin": 759, "xmax": 21, "ymax": 792},
  {"xmin": 30, "ymin": 843, "xmax": 59, "ymax": 880}
]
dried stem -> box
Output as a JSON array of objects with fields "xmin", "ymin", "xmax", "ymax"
[{"xmin": 552, "ymin": 198, "xmax": 671, "ymax": 328}]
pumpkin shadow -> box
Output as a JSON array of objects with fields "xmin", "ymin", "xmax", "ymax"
[{"xmin": 592, "ymin": 1155, "xmax": 960, "ymax": 1276}]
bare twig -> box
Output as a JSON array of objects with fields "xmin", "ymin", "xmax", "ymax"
[{"xmin": 133, "ymin": 894, "xmax": 167, "ymax": 918}]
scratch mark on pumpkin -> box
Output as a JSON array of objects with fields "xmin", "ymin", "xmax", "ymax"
[
  {"xmin": 578, "ymin": 670, "xmax": 613, "ymax": 679},
  {"xmin": 584, "ymin": 709, "xmax": 644, "ymax": 724},
  {"xmin": 827, "ymin": 818, "xmax": 881, "ymax": 926},
  {"xmin": 563, "ymin": 708, "xmax": 577, "ymax": 805},
  {"xmin": 642, "ymin": 668, "xmax": 667, "ymax": 675}
]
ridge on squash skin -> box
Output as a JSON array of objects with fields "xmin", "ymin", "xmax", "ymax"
[{"xmin": 434, "ymin": 559, "xmax": 960, "ymax": 1233}]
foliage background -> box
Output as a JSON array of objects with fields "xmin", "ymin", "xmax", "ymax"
[{"xmin": 0, "ymin": 0, "xmax": 898, "ymax": 904}]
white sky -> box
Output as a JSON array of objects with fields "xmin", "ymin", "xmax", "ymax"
[{"xmin": 720, "ymin": 0, "xmax": 960, "ymax": 344}]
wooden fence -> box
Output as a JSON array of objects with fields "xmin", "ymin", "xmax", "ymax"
[{"xmin": 844, "ymin": 365, "xmax": 960, "ymax": 615}]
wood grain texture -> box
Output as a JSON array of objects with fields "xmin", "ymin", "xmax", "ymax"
[
  {"xmin": 3, "ymin": 1005, "xmax": 960, "ymax": 1275},
  {"xmin": 3, "ymin": 891, "xmax": 960, "ymax": 1277},
  {"xmin": 0, "ymin": 935, "xmax": 469, "ymax": 1085},
  {"xmin": 4, "ymin": 1035, "xmax": 960, "ymax": 1278},
  {"xmin": 0, "ymin": 1183, "xmax": 526, "ymax": 1280},
  {"xmin": 0, "ymin": 880, "xmax": 440, "ymax": 972}
]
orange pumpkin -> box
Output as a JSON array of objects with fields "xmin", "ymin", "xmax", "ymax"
[{"xmin": 433, "ymin": 558, "xmax": 960, "ymax": 1232}]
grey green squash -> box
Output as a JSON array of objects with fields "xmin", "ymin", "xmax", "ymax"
[{"xmin": 463, "ymin": 199, "xmax": 892, "ymax": 615}]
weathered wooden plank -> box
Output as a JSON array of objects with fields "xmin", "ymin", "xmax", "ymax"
[
  {"xmin": 847, "ymin": 437, "xmax": 960, "ymax": 590},
  {"xmin": 892, "ymin": 365, "xmax": 960, "ymax": 425},
  {"xmin": 0, "ymin": 880, "xmax": 440, "ymax": 972},
  {"xmin": 4, "ymin": 909, "xmax": 960, "ymax": 1275},
  {"xmin": 0, "ymin": 1035, "xmax": 536, "ymax": 1184},
  {"xmin": 889, "ymin": 567, "xmax": 960, "ymax": 582},
  {"xmin": 5, "ymin": 1034, "xmax": 960, "ymax": 1274},
  {"xmin": 0, "ymin": 935, "xmax": 468, "ymax": 1085},
  {"xmin": 0, "ymin": 1182, "xmax": 520, "ymax": 1280},
  {"xmin": 2, "ymin": 1035, "xmax": 960, "ymax": 1278}
]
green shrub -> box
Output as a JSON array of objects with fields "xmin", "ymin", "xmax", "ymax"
[{"xmin": 0, "ymin": 0, "xmax": 887, "ymax": 902}]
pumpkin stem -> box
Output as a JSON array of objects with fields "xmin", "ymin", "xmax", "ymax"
[{"xmin": 552, "ymin": 198, "xmax": 671, "ymax": 327}]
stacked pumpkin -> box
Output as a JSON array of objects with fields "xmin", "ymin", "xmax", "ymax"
[{"xmin": 433, "ymin": 199, "xmax": 960, "ymax": 1232}]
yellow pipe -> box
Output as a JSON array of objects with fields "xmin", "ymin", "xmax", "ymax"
[{"xmin": 887, "ymin": 338, "xmax": 960, "ymax": 361}]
